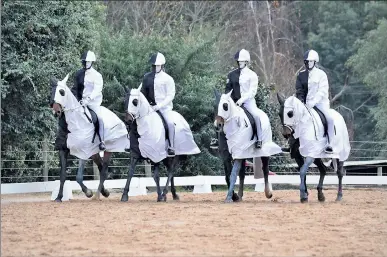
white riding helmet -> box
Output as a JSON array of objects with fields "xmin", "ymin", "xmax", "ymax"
[
  {"xmin": 303, "ymin": 49, "xmax": 319, "ymax": 62},
  {"xmin": 81, "ymin": 50, "xmax": 97, "ymax": 62},
  {"xmin": 149, "ymin": 52, "xmax": 166, "ymax": 66},
  {"xmin": 234, "ymin": 49, "xmax": 250, "ymax": 62}
]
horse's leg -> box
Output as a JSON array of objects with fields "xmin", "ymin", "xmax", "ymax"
[
  {"xmin": 237, "ymin": 159, "xmax": 246, "ymax": 201},
  {"xmin": 299, "ymin": 156, "xmax": 314, "ymax": 203},
  {"xmin": 293, "ymin": 151, "xmax": 309, "ymax": 198},
  {"xmin": 162, "ymin": 157, "xmax": 178, "ymax": 202},
  {"xmin": 336, "ymin": 160, "xmax": 344, "ymax": 201},
  {"xmin": 97, "ymin": 152, "xmax": 112, "ymax": 199},
  {"xmin": 314, "ymin": 158, "xmax": 326, "ymax": 202},
  {"xmin": 261, "ymin": 156, "xmax": 273, "ymax": 199},
  {"xmin": 121, "ymin": 157, "xmax": 140, "ymax": 202},
  {"xmin": 225, "ymin": 159, "xmax": 242, "ymax": 203},
  {"xmin": 223, "ymin": 153, "xmax": 239, "ymax": 201},
  {"xmin": 170, "ymin": 157, "xmax": 179, "ymax": 201},
  {"xmin": 153, "ymin": 163, "xmax": 163, "ymax": 202},
  {"xmin": 55, "ymin": 149, "xmax": 70, "ymax": 202},
  {"xmin": 76, "ymin": 159, "xmax": 93, "ymax": 198}
]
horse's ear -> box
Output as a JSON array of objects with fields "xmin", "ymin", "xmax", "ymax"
[
  {"xmin": 277, "ymin": 92, "xmax": 285, "ymax": 106},
  {"xmin": 138, "ymin": 83, "xmax": 143, "ymax": 91},
  {"xmin": 62, "ymin": 73, "xmax": 70, "ymax": 85},
  {"xmin": 225, "ymin": 89, "xmax": 233, "ymax": 98}
]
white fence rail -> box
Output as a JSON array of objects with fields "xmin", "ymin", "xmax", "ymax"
[{"xmin": 1, "ymin": 174, "xmax": 386, "ymax": 201}]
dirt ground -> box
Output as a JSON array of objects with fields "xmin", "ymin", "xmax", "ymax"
[{"xmin": 2, "ymin": 189, "xmax": 387, "ymax": 257}]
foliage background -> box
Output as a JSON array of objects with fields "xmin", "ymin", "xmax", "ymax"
[{"xmin": 2, "ymin": 1, "xmax": 387, "ymax": 182}]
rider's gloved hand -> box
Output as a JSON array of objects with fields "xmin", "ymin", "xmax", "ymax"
[
  {"xmin": 152, "ymin": 105, "xmax": 161, "ymax": 112},
  {"xmin": 236, "ymin": 97, "xmax": 246, "ymax": 107},
  {"xmin": 80, "ymin": 97, "xmax": 91, "ymax": 106}
]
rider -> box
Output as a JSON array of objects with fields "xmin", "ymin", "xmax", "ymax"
[
  {"xmin": 210, "ymin": 49, "xmax": 262, "ymax": 149},
  {"xmin": 140, "ymin": 52, "xmax": 176, "ymax": 157},
  {"xmin": 73, "ymin": 50, "xmax": 106, "ymax": 151},
  {"xmin": 296, "ymin": 49, "xmax": 334, "ymax": 153}
]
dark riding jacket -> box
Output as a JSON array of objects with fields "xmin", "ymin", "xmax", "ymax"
[{"xmin": 295, "ymin": 69, "xmax": 308, "ymax": 104}]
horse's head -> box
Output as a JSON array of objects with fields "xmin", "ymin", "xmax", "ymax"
[
  {"xmin": 126, "ymin": 84, "xmax": 149, "ymax": 121},
  {"xmin": 51, "ymin": 73, "xmax": 70, "ymax": 116},
  {"xmin": 277, "ymin": 93, "xmax": 300, "ymax": 139},
  {"xmin": 216, "ymin": 89, "xmax": 236, "ymax": 125}
]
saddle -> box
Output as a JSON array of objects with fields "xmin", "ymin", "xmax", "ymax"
[
  {"xmin": 240, "ymin": 105, "xmax": 258, "ymax": 141},
  {"xmin": 312, "ymin": 106, "xmax": 328, "ymax": 137},
  {"xmin": 155, "ymin": 110, "xmax": 170, "ymax": 142}
]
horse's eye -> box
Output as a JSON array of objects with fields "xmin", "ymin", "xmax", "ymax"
[
  {"xmin": 59, "ymin": 89, "xmax": 65, "ymax": 96},
  {"xmin": 287, "ymin": 110, "xmax": 294, "ymax": 118},
  {"xmin": 132, "ymin": 99, "xmax": 138, "ymax": 106},
  {"xmin": 223, "ymin": 103, "xmax": 228, "ymax": 111}
]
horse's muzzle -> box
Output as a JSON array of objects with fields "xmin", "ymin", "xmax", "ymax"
[
  {"xmin": 282, "ymin": 125, "xmax": 293, "ymax": 139},
  {"xmin": 52, "ymin": 103, "xmax": 63, "ymax": 117},
  {"xmin": 215, "ymin": 115, "xmax": 224, "ymax": 125},
  {"xmin": 126, "ymin": 112, "xmax": 135, "ymax": 122}
]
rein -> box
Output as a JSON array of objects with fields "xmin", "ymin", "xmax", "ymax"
[
  {"xmin": 58, "ymin": 104, "xmax": 92, "ymax": 124},
  {"xmin": 304, "ymin": 105, "xmax": 318, "ymax": 140}
]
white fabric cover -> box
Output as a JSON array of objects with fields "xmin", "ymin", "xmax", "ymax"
[
  {"xmin": 218, "ymin": 92, "xmax": 282, "ymax": 159},
  {"xmin": 54, "ymin": 79, "xmax": 129, "ymax": 160},
  {"xmin": 128, "ymin": 89, "xmax": 200, "ymax": 163},
  {"xmin": 223, "ymin": 108, "xmax": 282, "ymax": 159},
  {"xmin": 284, "ymin": 96, "xmax": 351, "ymax": 161}
]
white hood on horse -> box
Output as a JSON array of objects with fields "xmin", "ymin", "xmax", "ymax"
[
  {"xmin": 283, "ymin": 96, "xmax": 350, "ymax": 161},
  {"xmin": 218, "ymin": 90, "xmax": 282, "ymax": 159},
  {"xmin": 54, "ymin": 74, "xmax": 129, "ymax": 160},
  {"xmin": 127, "ymin": 88, "xmax": 200, "ymax": 163}
]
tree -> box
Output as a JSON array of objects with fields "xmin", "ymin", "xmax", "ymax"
[
  {"xmin": 1, "ymin": 0, "xmax": 105, "ymax": 182},
  {"xmin": 347, "ymin": 19, "xmax": 387, "ymax": 141}
]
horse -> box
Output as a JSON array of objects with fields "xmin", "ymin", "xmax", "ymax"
[
  {"xmin": 51, "ymin": 73, "xmax": 130, "ymax": 201},
  {"xmin": 121, "ymin": 87, "xmax": 201, "ymax": 202},
  {"xmin": 276, "ymin": 93, "xmax": 351, "ymax": 202},
  {"xmin": 212, "ymin": 89, "xmax": 247, "ymax": 202},
  {"xmin": 215, "ymin": 89, "xmax": 282, "ymax": 203}
]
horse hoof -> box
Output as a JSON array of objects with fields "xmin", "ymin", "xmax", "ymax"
[
  {"xmin": 265, "ymin": 191, "xmax": 273, "ymax": 199},
  {"xmin": 121, "ymin": 194, "xmax": 128, "ymax": 202},
  {"xmin": 336, "ymin": 193, "xmax": 343, "ymax": 202},
  {"xmin": 54, "ymin": 198, "xmax": 62, "ymax": 202},
  {"xmin": 232, "ymin": 193, "xmax": 239, "ymax": 202},
  {"xmin": 85, "ymin": 189, "xmax": 93, "ymax": 198},
  {"xmin": 172, "ymin": 194, "xmax": 180, "ymax": 201},
  {"xmin": 318, "ymin": 193, "xmax": 325, "ymax": 202},
  {"xmin": 162, "ymin": 194, "xmax": 167, "ymax": 202},
  {"xmin": 224, "ymin": 198, "xmax": 233, "ymax": 203},
  {"xmin": 300, "ymin": 198, "xmax": 308, "ymax": 203},
  {"xmin": 101, "ymin": 189, "xmax": 110, "ymax": 198}
]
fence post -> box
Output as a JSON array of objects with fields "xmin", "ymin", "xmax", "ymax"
[
  {"xmin": 42, "ymin": 139, "xmax": 49, "ymax": 182},
  {"xmin": 145, "ymin": 161, "xmax": 152, "ymax": 177},
  {"xmin": 377, "ymin": 166, "xmax": 383, "ymax": 186}
]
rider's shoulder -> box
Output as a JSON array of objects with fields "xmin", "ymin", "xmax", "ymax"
[
  {"xmin": 90, "ymin": 67, "xmax": 102, "ymax": 77},
  {"xmin": 228, "ymin": 68, "xmax": 239, "ymax": 76},
  {"xmin": 143, "ymin": 71, "xmax": 154, "ymax": 78},
  {"xmin": 314, "ymin": 67, "xmax": 328, "ymax": 77},
  {"xmin": 246, "ymin": 67, "xmax": 258, "ymax": 76},
  {"xmin": 74, "ymin": 68, "xmax": 84, "ymax": 76},
  {"xmin": 297, "ymin": 69, "xmax": 307, "ymax": 75},
  {"xmin": 162, "ymin": 71, "xmax": 175, "ymax": 82}
]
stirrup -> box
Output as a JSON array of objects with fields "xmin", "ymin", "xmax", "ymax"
[
  {"xmin": 324, "ymin": 145, "xmax": 333, "ymax": 154},
  {"xmin": 99, "ymin": 141, "xmax": 106, "ymax": 151},
  {"xmin": 255, "ymin": 140, "xmax": 262, "ymax": 149},
  {"xmin": 167, "ymin": 147, "xmax": 175, "ymax": 157}
]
